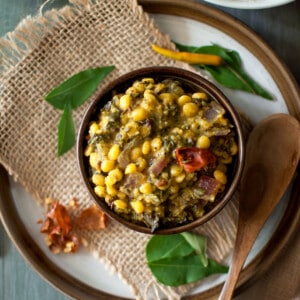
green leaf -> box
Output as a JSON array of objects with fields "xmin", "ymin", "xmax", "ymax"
[
  {"xmin": 148, "ymin": 254, "xmax": 228, "ymax": 286},
  {"xmin": 146, "ymin": 234, "xmax": 194, "ymax": 262},
  {"xmin": 45, "ymin": 66, "xmax": 115, "ymax": 110},
  {"xmin": 180, "ymin": 232, "xmax": 208, "ymax": 267},
  {"xmin": 174, "ymin": 42, "xmax": 273, "ymax": 100},
  {"xmin": 57, "ymin": 104, "xmax": 75, "ymax": 156},
  {"xmin": 146, "ymin": 233, "xmax": 228, "ymax": 286}
]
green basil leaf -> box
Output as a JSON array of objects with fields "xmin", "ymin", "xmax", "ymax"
[
  {"xmin": 146, "ymin": 234, "xmax": 194, "ymax": 262},
  {"xmin": 45, "ymin": 66, "xmax": 115, "ymax": 110},
  {"xmin": 180, "ymin": 232, "xmax": 208, "ymax": 267},
  {"xmin": 57, "ymin": 104, "xmax": 75, "ymax": 156},
  {"xmin": 174, "ymin": 42, "xmax": 273, "ymax": 100},
  {"xmin": 148, "ymin": 254, "xmax": 228, "ymax": 286}
]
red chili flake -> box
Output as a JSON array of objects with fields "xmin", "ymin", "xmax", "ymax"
[
  {"xmin": 39, "ymin": 200, "xmax": 108, "ymax": 254},
  {"xmin": 75, "ymin": 205, "xmax": 108, "ymax": 230}
]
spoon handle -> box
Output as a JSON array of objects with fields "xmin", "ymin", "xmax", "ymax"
[{"xmin": 218, "ymin": 228, "xmax": 254, "ymax": 300}]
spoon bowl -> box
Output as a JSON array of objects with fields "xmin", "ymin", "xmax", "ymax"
[{"xmin": 219, "ymin": 113, "xmax": 300, "ymax": 300}]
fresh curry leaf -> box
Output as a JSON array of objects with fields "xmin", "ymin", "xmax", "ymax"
[
  {"xmin": 45, "ymin": 66, "xmax": 115, "ymax": 110},
  {"xmin": 45, "ymin": 66, "xmax": 114, "ymax": 156},
  {"xmin": 180, "ymin": 232, "xmax": 208, "ymax": 267},
  {"xmin": 146, "ymin": 233, "xmax": 228, "ymax": 286},
  {"xmin": 174, "ymin": 42, "xmax": 273, "ymax": 100},
  {"xmin": 147, "ymin": 254, "xmax": 228, "ymax": 286},
  {"xmin": 57, "ymin": 104, "xmax": 75, "ymax": 156},
  {"xmin": 146, "ymin": 234, "xmax": 194, "ymax": 262}
]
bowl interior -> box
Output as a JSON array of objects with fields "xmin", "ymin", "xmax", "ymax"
[{"xmin": 77, "ymin": 66, "xmax": 244, "ymax": 234}]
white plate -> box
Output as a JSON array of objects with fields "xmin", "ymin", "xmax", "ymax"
[
  {"xmin": 203, "ymin": 0, "xmax": 294, "ymax": 9},
  {"xmin": 1, "ymin": 2, "xmax": 300, "ymax": 299}
]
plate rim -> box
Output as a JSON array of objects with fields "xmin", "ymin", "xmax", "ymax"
[
  {"xmin": 1, "ymin": 0, "xmax": 300, "ymax": 299},
  {"xmin": 202, "ymin": 0, "xmax": 294, "ymax": 10}
]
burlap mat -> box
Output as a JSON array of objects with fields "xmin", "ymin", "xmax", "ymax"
[{"xmin": 0, "ymin": 0, "xmax": 242, "ymax": 299}]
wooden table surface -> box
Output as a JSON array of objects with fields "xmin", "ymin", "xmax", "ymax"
[{"xmin": 0, "ymin": 1, "xmax": 299, "ymax": 300}]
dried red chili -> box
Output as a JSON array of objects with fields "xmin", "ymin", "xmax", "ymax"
[{"xmin": 175, "ymin": 147, "xmax": 216, "ymax": 173}]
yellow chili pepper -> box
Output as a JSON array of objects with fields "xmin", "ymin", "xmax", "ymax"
[{"xmin": 152, "ymin": 44, "xmax": 223, "ymax": 66}]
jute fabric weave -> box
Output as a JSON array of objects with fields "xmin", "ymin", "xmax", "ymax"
[{"xmin": 0, "ymin": 1, "xmax": 240, "ymax": 298}]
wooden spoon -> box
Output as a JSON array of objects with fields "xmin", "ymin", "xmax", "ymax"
[{"xmin": 219, "ymin": 113, "xmax": 300, "ymax": 300}]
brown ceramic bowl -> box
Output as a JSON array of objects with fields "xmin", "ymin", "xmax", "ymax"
[{"xmin": 77, "ymin": 66, "xmax": 245, "ymax": 234}]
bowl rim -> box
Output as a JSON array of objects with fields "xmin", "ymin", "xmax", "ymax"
[{"xmin": 76, "ymin": 66, "xmax": 245, "ymax": 234}]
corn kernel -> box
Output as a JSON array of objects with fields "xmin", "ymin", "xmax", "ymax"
[
  {"xmin": 89, "ymin": 122, "xmax": 99, "ymax": 135},
  {"xmin": 89, "ymin": 152, "xmax": 100, "ymax": 170},
  {"xmin": 108, "ymin": 144, "xmax": 121, "ymax": 160},
  {"xmin": 142, "ymin": 140, "xmax": 151, "ymax": 155},
  {"xmin": 108, "ymin": 168, "xmax": 123, "ymax": 182},
  {"xmin": 182, "ymin": 102, "xmax": 199, "ymax": 117},
  {"xmin": 142, "ymin": 78, "xmax": 154, "ymax": 84},
  {"xmin": 119, "ymin": 94, "xmax": 131, "ymax": 110},
  {"xmin": 140, "ymin": 182, "xmax": 153, "ymax": 194},
  {"xmin": 143, "ymin": 92, "xmax": 157, "ymax": 104},
  {"xmin": 216, "ymin": 163, "xmax": 228, "ymax": 173},
  {"xmin": 125, "ymin": 163, "xmax": 137, "ymax": 174},
  {"xmin": 170, "ymin": 184, "xmax": 179, "ymax": 194},
  {"xmin": 219, "ymin": 155, "xmax": 233, "ymax": 164},
  {"xmin": 117, "ymin": 191, "xmax": 127, "ymax": 199},
  {"xmin": 214, "ymin": 170, "xmax": 227, "ymax": 184},
  {"xmin": 196, "ymin": 135, "xmax": 211, "ymax": 149},
  {"xmin": 192, "ymin": 92, "xmax": 208, "ymax": 101},
  {"xmin": 114, "ymin": 199, "xmax": 127, "ymax": 210},
  {"xmin": 132, "ymin": 107, "xmax": 148, "ymax": 122},
  {"xmin": 131, "ymin": 146, "xmax": 142, "ymax": 161},
  {"xmin": 151, "ymin": 137, "xmax": 163, "ymax": 152},
  {"xmin": 84, "ymin": 144, "xmax": 94, "ymax": 157},
  {"xmin": 106, "ymin": 184, "xmax": 118, "ymax": 196},
  {"xmin": 170, "ymin": 164, "xmax": 183, "ymax": 177},
  {"xmin": 131, "ymin": 201, "xmax": 145, "ymax": 214},
  {"xmin": 133, "ymin": 81, "xmax": 145, "ymax": 93},
  {"xmin": 159, "ymin": 93, "xmax": 174, "ymax": 104},
  {"xmin": 177, "ymin": 95, "xmax": 191, "ymax": 106},
  {"xmin": 101, "ymin": 160, "xmax": 115, "ymax": 173},
  {"xmin": 230, "ymin": 142, "xmax": 238, "ymax": 155},
  {"xmin": 105, "ymin": 175, "xmax": 116, "ymax": 186},
  {"xmin": 136, "ymin": 157, "xmax": 147, "ymax": 172},
  {"xmin": 175, "ymin": 173, "xmax": 186, "ymax": 183},
  {"xmin": 154, "ymin": 83, "xmax": 165, "ymax": 93},
  {"xmin": 94, "ymin": 186, "xmax": 106, "ymax": 197},
  {"xmin": 92, "ymin": 174, "xmax": 106, "ymax": 186}
]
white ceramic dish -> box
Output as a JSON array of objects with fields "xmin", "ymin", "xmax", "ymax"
[
  {"xmin": 203, "ymin": 0, "xmax": 294, "ymax": 9},
  {"xmin": 1, "ymin": 1, "xmax": 300, "ymax": 299}
]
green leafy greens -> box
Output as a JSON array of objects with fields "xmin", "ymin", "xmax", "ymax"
[
  {"xmin": 146, "ymin": 232, "xmax": 228, "ymax": 286},
  {"xmin": 174, "ymin": 42, "xmax": 273, "ymax": 100},
  {"xmin": 45, "ymin": 66, "xmax": 115, "ymax": 156}
]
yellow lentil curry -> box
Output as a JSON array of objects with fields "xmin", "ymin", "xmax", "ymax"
[{"xmin": 84, "ymin": 77, "xmax": 238, "ymax": 231}]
